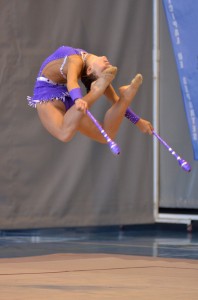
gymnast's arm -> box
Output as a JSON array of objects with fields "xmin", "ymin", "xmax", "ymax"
[
  {"xmin": 104, "ymin": 85, "xmax": 153, "ymax": 135},
  {"xmin": 67, "ymin": 56, "xmax": 112, "ymax": 110}
]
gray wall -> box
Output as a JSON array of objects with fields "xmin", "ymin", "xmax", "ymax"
[
  {"xmin": 0, "ymin": 0, "xmax": 153, "ymax": 229},
  {"xmin": 159, "ymin": 2, "xmax": 198, "ymax": 208}
]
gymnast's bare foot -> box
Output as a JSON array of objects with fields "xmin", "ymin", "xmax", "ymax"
[
  {"xmin": 119, "ymin": 73, "xmax": 143, "ymax": 104},
  {"xmin": 91, "ymin": 66, "xmax": 118, "ymax": 92},
  {"xmin": 101, "ymin": 66, "xmax": 117, "ymax": 85}
]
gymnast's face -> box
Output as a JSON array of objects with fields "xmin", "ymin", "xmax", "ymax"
[{"xmin": 86, "ymin": 54, "xmax": 111, "ymax": 77}]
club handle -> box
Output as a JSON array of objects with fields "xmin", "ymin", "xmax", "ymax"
[
  {"xmin": 86, "ymin": 110, "xmax": 120, "ymax": 156},
  {"xmin": 152, "ymin": 130, "xmax": 191, "ymax": 172}
]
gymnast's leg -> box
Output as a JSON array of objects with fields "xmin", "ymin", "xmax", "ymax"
[
  {"xmin": 78, "ymin": 74, "xmax": 143, "ymax": 142},
  {"xmin": 36, "ymin": 67, "xmax": 117, "ymax": 142}
]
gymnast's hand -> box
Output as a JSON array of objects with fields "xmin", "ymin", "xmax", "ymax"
[
  {"xmin": 75, "ymin": 99, "xmax": 88, "ymax": 114},
  {"xmin": 136, "ymin": 118, "xmax": 154, "ymax": 135}
]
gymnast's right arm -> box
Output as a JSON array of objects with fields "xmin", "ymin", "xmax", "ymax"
[
  {"xmin": 66, "ymin": 56, "xmax": 88, "ymax": 113},
  {"xmin": 66, "ymin": 56, "xmax": 110, "ymax": 111}
]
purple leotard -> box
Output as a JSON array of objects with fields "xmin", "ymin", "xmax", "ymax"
[{"xmin": 27, "ymin": 46, "xmax": 87, "ymax": 110}]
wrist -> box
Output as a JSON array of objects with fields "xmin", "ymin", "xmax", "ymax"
[
  {"xmin": 125, "ymin": 108, "xmax": 140, "ymax": 124},
  {"xmin": 69, "ymin": 88, "xmax": 83, "ymax": 102}
]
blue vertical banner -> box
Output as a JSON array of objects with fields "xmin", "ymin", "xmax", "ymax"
[{"xmin": 162, "ymin": 0, "xmax": 198, "ymax": 160}]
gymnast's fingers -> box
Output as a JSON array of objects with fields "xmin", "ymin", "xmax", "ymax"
[
  {"xmin": 148, "ymin": 123, "xmax": 154, "ymax": 135},
  {"xmin": 142, "ymin": 120, "xmax": 154, "ymax": 135},
  {"xmin": 75, "ymin": 99, "xmax": 88, "ymax": 114}
]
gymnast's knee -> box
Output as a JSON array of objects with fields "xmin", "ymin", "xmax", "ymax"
[{"xmin": 56, "ymin": 129, "xmax": 75, "ymax": 143}]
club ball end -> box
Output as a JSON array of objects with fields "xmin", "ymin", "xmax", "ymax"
[
  {"xmin": 110, "ymin": 142, "xmax": 120, "ymax": 156},
  {"xmin": 178, "ymin": 159, "xmax": 191, "ymax": 172}
]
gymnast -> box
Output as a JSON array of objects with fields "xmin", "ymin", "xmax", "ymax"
[{"xmin": 27, "ymin": 46, "xmax": 153, "ymax": 145}]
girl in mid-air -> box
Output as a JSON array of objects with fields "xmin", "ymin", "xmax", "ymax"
[{"xmin": 27, "ymin": 46, "xmax": 153, "ymax": 144}]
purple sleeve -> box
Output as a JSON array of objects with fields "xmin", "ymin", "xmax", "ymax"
[
  {"xmin": 125, "ymin": 107, "xmax": 140, "ymax": 124},
  {"xmin": 69, "ymin": 88, "xmax": 83, "ymax": 101}
]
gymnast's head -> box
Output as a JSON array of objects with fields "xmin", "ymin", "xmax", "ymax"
[{"xmin": 81, "ymin": 54, "xmax": 112, "ymax": 92}]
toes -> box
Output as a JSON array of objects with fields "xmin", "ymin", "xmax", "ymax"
[
  {"xmin": 102, "ymin": 66, "xmax": 118, "ymax": 76},
  {"xmin": 131, "ymin": 74, "xmax": 143, "ymax": 88}
]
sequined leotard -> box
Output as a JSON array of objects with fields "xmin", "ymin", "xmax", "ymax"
[{"xmin": 27, "ymin": 46, "xmax": 88, "ymax": 110}]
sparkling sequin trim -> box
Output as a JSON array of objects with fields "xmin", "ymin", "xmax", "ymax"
[
  {"xmin": 37, "ymin": 76, "xmax": 65, "ymax": 86},
  {"xmin": 27, "ymin": 93, "xmax": 70, "ymax": 108},
  {"xmin": 60, "ymin": 56, "xmax": 67, "ymax": 79}
]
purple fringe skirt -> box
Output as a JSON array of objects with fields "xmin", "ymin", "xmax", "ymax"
[{"xmin": 27, "ymin": 77, "xmax": 74, "ymax": 110}]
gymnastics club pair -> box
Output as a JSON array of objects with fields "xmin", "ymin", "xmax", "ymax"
[{"xmin": 86, "ymin": 107, "xmax": 191, "ymax": 173}]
